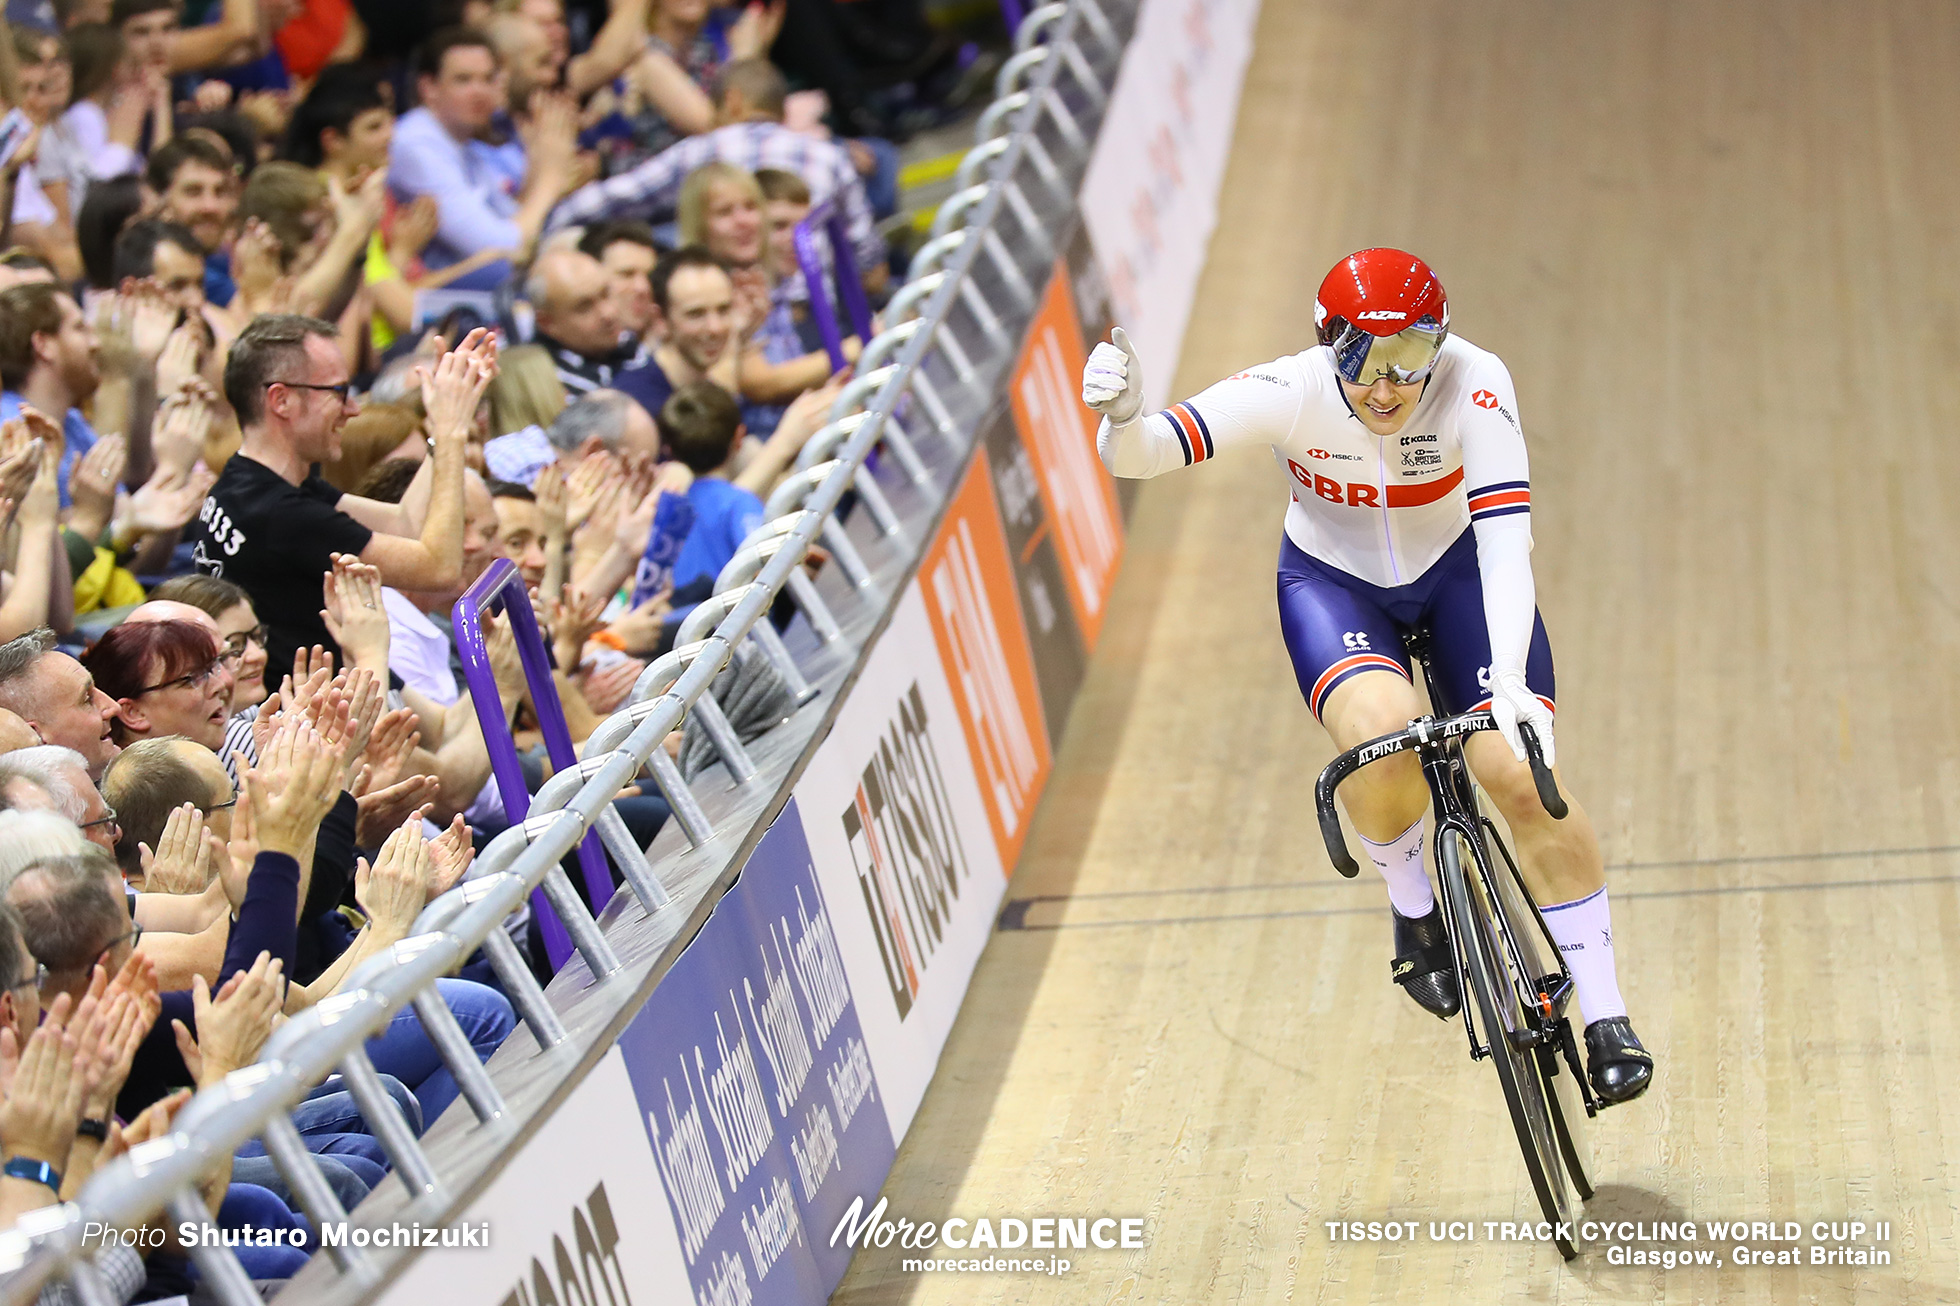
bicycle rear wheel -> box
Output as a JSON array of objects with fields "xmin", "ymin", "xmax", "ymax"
[
  {"xmin": 1439, "ymin": 825, "xmax": 1579, "ymax": 1259},
  {"xmin": 1483, "ymin": 821, "xmax": 1596, "ymax": 1202}
]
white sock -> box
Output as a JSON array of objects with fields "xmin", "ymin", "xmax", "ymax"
[
  {"xmin": 1541, "ymin": 887, "xmax": 1627, "ymax": 1024},
  {"xmin": 1360, "ymin": 818, "xmax": 1433, "ymax": 917}
]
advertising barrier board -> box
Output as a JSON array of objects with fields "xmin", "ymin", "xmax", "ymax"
[
  {"xmin": 616, "ymin": 801, "xmax": 896, "ymax": 1304},
  {"xmin": 1080, "ymin": 0, "xmax": 1262, "ymax": 412},
  {"xmin": 378, "ymin": 1047, "xmax": 688, "ymax": 1305}
]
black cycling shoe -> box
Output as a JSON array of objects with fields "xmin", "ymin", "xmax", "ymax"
[
  {"xmin": 1391, "ymin": 906, "xmax": 1460, "ymax": 1020},
  {"xmin": 1584, "ymin": 1016, "xmax": 1654, "ymax": 1103}
]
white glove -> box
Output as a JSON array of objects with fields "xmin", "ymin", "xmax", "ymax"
[
  {"xmin": 1081, "ymin": 326, "xmax": 1145, "ymax": 425},
  {"xmin": 1487, "ymin": 668, "xmax": 1555, "ymax": 769}
]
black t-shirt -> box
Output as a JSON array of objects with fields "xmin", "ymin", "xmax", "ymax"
[{"xmin": 190, "ymin": 454, "xmax": 372, "ymax": 689}]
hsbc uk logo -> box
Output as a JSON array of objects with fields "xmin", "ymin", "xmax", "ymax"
[
  {"xmin": 1306, "ymin": 448, "xmax": 1361, "ymax": 462},
  {"xmin": 1470, "ymin": 389, "xmax": 1521, "ymax": 431}
]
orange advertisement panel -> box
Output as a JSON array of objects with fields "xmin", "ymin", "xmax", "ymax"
[
  {"xmin": 918, "ymin": 449, "xmax": 1053, "ymax": 874},
  {"xmin": 1007, "ymin": 259, "xmax": 1126, "ymax": 652}
]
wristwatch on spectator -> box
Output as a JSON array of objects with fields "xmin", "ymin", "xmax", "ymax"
[{"xmin": 3, "ymin": 1157, "xmax": 63, "ymax": 1192}]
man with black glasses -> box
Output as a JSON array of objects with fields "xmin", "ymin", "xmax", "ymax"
[{"xmin": 188, "ymin": 315, "xmax": 499, "ymax": 689}]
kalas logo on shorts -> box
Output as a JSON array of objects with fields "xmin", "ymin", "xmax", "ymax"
[{"xmin": 1472, "ymin": 390, "xmax": 1499, "ymax": 409}]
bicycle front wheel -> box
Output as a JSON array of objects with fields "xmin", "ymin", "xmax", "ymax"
[
  {"xmin": 1439, "ymin": 824, "xmax": 1579, "ymax": 1259},
  {"xmin": 1483, "ymin": 820, "xmax": 1597, "ymax": 1202}
]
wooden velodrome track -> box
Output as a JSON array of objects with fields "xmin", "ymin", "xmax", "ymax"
[{"xmin": 833, "ymin": 0, "xmax": 1960, "ymax": 1301}]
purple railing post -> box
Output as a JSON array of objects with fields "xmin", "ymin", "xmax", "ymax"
[
  {"xmin": 1000, "ymin": 0, "xmax": 1026, "ymax": 36},
  {"xmin": 793, "ymin": 197, "xmax": 874, "ymax": 373},
  {"xmin": 454, "ymin": 557, "xmax": 615, "ymax": 969}
]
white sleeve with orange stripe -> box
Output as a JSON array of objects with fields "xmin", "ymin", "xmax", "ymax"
[
  {"xmin": 1459, "ymin": 356, "xmax": 1538, "ymax": 681},
  {"xmin": 1096, "ymin": 360, "xmax": 1302, "ymax": 479}
]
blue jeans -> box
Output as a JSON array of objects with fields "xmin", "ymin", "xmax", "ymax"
[
  {"xmin": 233, "ymin": 1075, "xmax": 419, "ymax": 1192},
  {"xmin": 217, "ymin": 1182, "xmax": 312, "ymax": 1279},
  {"xmin": 231, "ymin": 1152, "xmax": 375, "ymax": 1211},
  {"xmin": 364, "ymin": 978, "xmax": 515, "ymax": 1124},
  {"xmin": 293, "ymin": 1075, "xmax": 425, "ymax": 1136}
]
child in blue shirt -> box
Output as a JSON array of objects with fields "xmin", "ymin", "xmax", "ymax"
[{"xmin": 662, "ymin": 381, "xmax": 765, "ymax": 591}]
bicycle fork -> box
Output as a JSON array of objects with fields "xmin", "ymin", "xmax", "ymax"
[{"xmin": 1412, "ymin": 736, "xmax": 1490, "ymax": 1066}]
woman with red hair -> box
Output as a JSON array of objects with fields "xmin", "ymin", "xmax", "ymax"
[{"xmin": 83, "ymin": 620, "xmax": 233, "ymax": 752}]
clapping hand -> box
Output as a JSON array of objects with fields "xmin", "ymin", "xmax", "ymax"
[
  {"xmin": 546, "ymin": 582, "xmax": 612, "ymax": 669},
  {"xmin": 0, "ymin": 992, "xmax": 96, "ymax": 1175},
  {"xmin": 419, "ymin": 328, "xmax": 500, "ymax": 447},
  {"xmin": 578, "ymin": 657, "xmax": 644, "ymax": 714},
  {"xmin": 14, "ymin": 425, "xmax": 64, "ymax": 534},
  {"xmin": 152, "ymin": 387, "xmax": 215, "ymax": 477},
  {"xmin": 219, "ymin": 777, "xmax": 258, "ymax": 911},
  {"xmin": 122, "ymin": 279, "xmax": 181, "ymax": 363},
  {"xmin": 243, "ymin": 719, "xmax": 343, "ymax": 860},
  {"xmin": 75, "ymin": 955, "xmax": 159, "ymax": 1123},
  {"xmin": 357, "ymin": 706, "xmax": 421, "ymax": 793},
  {"xmin": 353, "ymin": 775, "xmax": 437, "ymax": 849},
  {"xmin": 320, "ymin": 553, "xmax": 391, "ymax": 672},
  {"xmin": 138, "ymin": 803, "xmax": 220, "ymax": 894},
  {"xmin": 535, "ymin": 460, "xmax": 568, "ymax": 539},
  {"xmin": 564, "ymin": 451, "xmax": 614, "ymax": 534},
  {"xmin": 425, "ymin": 813, "xmax": 474, "ymax": 901},
  {"xmin": 727, "ymin": 0, "xmax": 786, "ymax": 60},
  {"xmin": 125, "ymin": 461, "xmax": 217, "ymax": 535},
  {"xmin": 484, "ymin": 609, "xmax": 527, "ymax": 700},
  {"xmin": 354, "ymin": 822, "xmax": 433, "ymax": 943},
  {"xmin": 170, "ymin": 953, "xmax": 284, "ymax": 1089},
  {"xmin": 0, "ymin": 417, "xmax": 44, "ymax": 513},
  {"xmin": 154, "ymin": 326, "xmax": 207, "ymax": 421},
  {"xmin": 387, "ymin": 195, "xmax": 439, "ymax": 268},
  {"xmin": 317, "ymin": 667, "xmax": 386, "ymax": 786},
  {"xmin": 69, "ymin": 433, "xmax": 127, "ymax": 533},
  {"xmin": 602, "ymin": 588, "xmax": 671, "ymax": 656},
  {"xmin": 326, "ymin": 168, "xmax": 388, "ymax": 246}
]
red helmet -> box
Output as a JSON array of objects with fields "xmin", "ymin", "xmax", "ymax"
[{"xmin": 1313, "ymin": 248, "xmax": 1449, "ymax": 385}]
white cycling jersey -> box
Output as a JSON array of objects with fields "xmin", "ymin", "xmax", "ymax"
[{"xmin": 1096, "ymin": 334, "xmax": 1540, "ymax": 678}]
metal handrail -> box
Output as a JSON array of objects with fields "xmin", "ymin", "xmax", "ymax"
[
  {"xmin": 451, "ymin": 557, "xmax": 617, "ymax": 968},
  {"xmin": 0, "ymin": 1, "xmax": 1125, "ymax": 1300}
]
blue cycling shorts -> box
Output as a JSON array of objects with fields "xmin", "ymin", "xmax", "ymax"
[{"xmin": 1276, "ymin": 529, "xmax": 1556, "ymax": 722}]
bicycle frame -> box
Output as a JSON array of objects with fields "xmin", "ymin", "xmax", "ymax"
[{"xmin": 1310, "ymin": 639, "xmax": 1591, "ymax": 1096}]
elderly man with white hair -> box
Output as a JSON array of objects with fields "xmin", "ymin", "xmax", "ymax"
[
  {"xmin": 0, "ymin": 744, "xmax": 119, "ymax": 851},
  {"xmin": 546, "ymin": 388, "xmax": 661, "ymax": 462}
]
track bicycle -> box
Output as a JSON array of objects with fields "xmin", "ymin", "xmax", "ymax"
[{"xmin": 1312, "ymin": 629, "xmax": 1599, "ymax": 1260}]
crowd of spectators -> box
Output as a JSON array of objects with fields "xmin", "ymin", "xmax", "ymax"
[{"xmin": 0, "ymin": 0, "xmax": 971, "ymax": 1290}]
